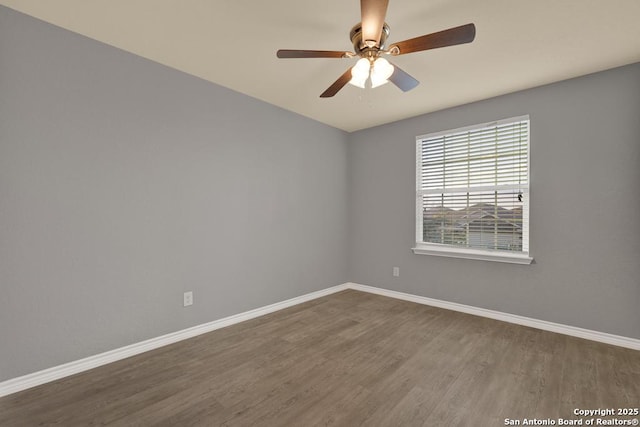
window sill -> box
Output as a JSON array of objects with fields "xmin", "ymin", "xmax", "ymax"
[{"xmin": 412, "ymin": 244, "xmax": 533, "ymax": 265}]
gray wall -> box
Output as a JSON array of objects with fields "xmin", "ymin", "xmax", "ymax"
[
  {"xmin": 348, "ymin": 62, "xmax": 640, "ymax": 339},
  {"xmin": 0, "ymin": 7, "xmax": 349, "ymax": 381}
]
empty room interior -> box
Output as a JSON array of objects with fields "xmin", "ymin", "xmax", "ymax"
[{"xmin": 1, "ymin": 1, "xmax": 639, "ymax": 426}]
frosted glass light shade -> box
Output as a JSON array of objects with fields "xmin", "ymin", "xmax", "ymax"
[
  {"xmin": 370, "ymin": 57, "xmax": 394, "ymax": 88},
  {"xmin": 349, "ymin": 58, "xmax": 370, "ymax": 88}
]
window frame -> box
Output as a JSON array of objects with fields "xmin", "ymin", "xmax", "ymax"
[{"xmin": 413, "ymin": 115, "xmax": 533, "ymax": 265}]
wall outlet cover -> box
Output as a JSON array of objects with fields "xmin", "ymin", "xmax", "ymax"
[{"xmin": 183, "ymin": 291, "xmax": 193, "ymax": 307}]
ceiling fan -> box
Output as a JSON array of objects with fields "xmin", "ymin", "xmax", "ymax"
[{"xmin": 276, "ymin": 0, "xmax": 476, "ymax": 98}]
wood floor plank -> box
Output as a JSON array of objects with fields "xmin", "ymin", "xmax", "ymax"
[{"xmin": 1, "ymin": 289, "xmax": 638, "ymax": 426}]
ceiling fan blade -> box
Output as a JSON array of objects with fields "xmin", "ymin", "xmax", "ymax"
[
  {"xmin": 320, "ymin": 68, "xmax": 353, "ymax": 98},
  {"xmin": 277, "ymin": 49, "xmax": 351, "ymax": 59},
  {"xmin": 361, "ymin": 0, "xmax": 389, "ymax": 47},
  {"xmin": 388, "ymin": 62, "xmax": 419, "ymax": 92},
  {"xmin": 389, "ymin": 23, "xmax": 476, "ymax": 55}
]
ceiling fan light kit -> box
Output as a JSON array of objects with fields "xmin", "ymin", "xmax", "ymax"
[
  {"xmin": 276, "ymin": 0, "xmax": 476, "ymax": 98},
  {"xmin": 348, "ymin": 56, "xmax": 394, "ymax": 88}
]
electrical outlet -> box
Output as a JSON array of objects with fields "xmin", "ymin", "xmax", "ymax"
[
  {"xmin": 393, "ymin": 267, "xmax": 400, "ymax": 277},
  {"xmin": 183, "ymin": 291, "xmax": 193, "ymax": 307}
]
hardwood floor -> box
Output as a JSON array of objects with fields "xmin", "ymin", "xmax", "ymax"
[{"xmin": 1, "ymin": 290, "xmax": 638, "ymax": 426}]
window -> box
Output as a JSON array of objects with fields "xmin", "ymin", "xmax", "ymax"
[{"xmin": 413, "ymin": 116, "xmax": 532, "ymax": 264}]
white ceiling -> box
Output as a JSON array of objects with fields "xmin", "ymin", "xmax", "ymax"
[{"xmin": 2, "ymin": 0, "xmax": 640, "ymax": 132}]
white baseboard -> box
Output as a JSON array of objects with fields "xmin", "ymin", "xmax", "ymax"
[
  {"xmin": 0, "ymin": 284, "xmax": 348, "ymax": 398},
  {"xmin": 2, "ymin": 281, "xmax": 638, "ymax": 398},
  {"xmin": 345, "ymin": 282, "xmax": 640, "ymax": 351}
]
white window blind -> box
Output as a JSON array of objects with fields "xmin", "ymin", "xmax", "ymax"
[{"xmin": 415, "ymin": 116, "xmax": 530, "ymax": 260}]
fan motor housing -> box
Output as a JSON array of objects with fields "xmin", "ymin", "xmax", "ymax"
[{"xmin": 350, "ymin": 22, "xmax": 390, "ymax": 55}]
